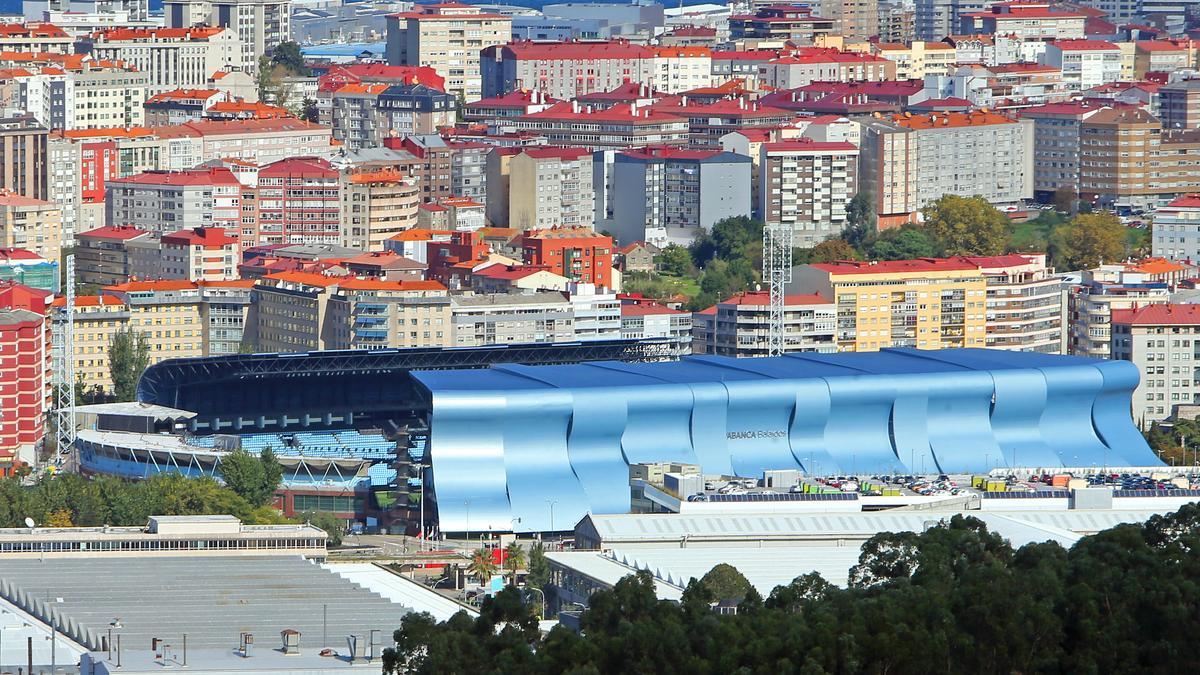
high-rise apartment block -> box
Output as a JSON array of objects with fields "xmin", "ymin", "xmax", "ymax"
[
  {"xmin": 506, "ymin": 147, "xmax": 594, "ymax": 231},
  {"xmin": 760, "ymin": 140, "xmax": 858, "ymax": 248},
  {"xmin": 386, "ymin": 3, "xmax": 511, "ymax": 100}
]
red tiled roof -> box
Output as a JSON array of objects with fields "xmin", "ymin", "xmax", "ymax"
[
  {"xmin": 145, "ymin": 88, "xmax": 221, "ymax": 104},
  {"xmin": 105, "ymin": 280, "xmax": 199, "ymax": 292},
  {"xmin": 1112, "ymin": 304, "xmax": 1200, "ymax": 326},
  {"xmin": 0, "ymin": 190, "xmax": 52, "ymax": 207},
  {"xmin": 494, "ymin": 40, "xmax": 653, "ymax": 60},
  {"xmin": 92, "ymin": 27, "xmax": 226, "ymax": 41},
  {"xmin": 524, "ymin": 101, "xmax": 685, "ymax": 124},
  {"xmin": 1167, "ymin": 194, "xmax": 1200, "ymax": 208},
  {"xmin": 111, "ymin": 167, "xmax": 242, "ymax": 187},
  {"xmin": 0, "ymin": 248, "xmax": 45, "ymax": 261},
  {"xmin": 258, "ymin": 156, "xmax": 337, "ymax": 178},
  {"xmin": 336, "ymin": 279, "xmax": 445, "ymax": 291},
  {"xmin": 764, "ymin": 139, "xmax": 857, "ymax": 152},
  {"xmin": 1050, "ymin": 39, "xmax": 1119, "ymax": 50},
  {"xmin": 520, "ymin": 146, "xmax": 592, "ymax": 160},
  {"xmin": 1137, "ymin": 40, "xmax": 1187, "ymax": 52},
  {"xmin": 0, "ymin": 22, "xmax": 69, "ymax": 38},
  {"xmin": 620, "ymin": 146, "xmax": 728, "ymax": 160},
  {"xmin": 891, "ymin": 110, "xmax": 1015, "ymax": 129},
  {"xmin": 717, "ymin": 291, "xmax": 831, "ymax": 306},
  {"xmin": 621, "ymin": 301, "xmax": 683, "ymax": 316},
  {"xmin": 78, "ymin": 225, "xmax": 149, "ymax": 240},
  {"xmin": 810, "ymin": 258, "xmax": 980, "ymax": 274},
  {"xmin": 473, "ymin": 263, "xmax": 552, "ymax": 280},
  {"xmin": 162, "ymin": 227, "xmax": 237, "ymax": 247}
]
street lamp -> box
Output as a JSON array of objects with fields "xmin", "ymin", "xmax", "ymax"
[
  {"xmin": 463, "ymin": 499, "xmax": 470, "ymax": 548},
  {"xmin": 525, "ymin": 587, "xmax": 546, "ymax": 620},
  {"xmin": 545, "ymin": 499, "xmax": 558, "ymax": 534}
]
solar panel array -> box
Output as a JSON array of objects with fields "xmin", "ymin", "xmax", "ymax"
[
  {"xmin": 1113, "ymin": 488, "xmax": 1200, "ymax": 498},
  {"xmin": 0, "ymin": 556, "xmax": 412, "ymax": 651},
  {"xmin": 707, "ymin": 492, "xmax": 859, "ymax": 503},
  {"xmin": 982, "ymin": 490, "xmax": 1072, "ymax": 499}
]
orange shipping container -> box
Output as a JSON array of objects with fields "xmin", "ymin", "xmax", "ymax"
[{"xmin": 1051, "ymin": 474, "xmax": 1071, "ymax": 488}]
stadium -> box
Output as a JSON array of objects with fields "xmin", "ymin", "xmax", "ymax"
[{"xmin": 77, "ymin": 343, "xmax": 1161, "ymax": 535}]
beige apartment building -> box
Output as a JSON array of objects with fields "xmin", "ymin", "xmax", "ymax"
[
  {"xmin": 450, "ymin": 292, "xmax": 574, "ymax": 347},
  {"xmin": 791, "ymin": 258, "xmax": 989, "ymax": 352},
  {"xmin": 759, "ymin": 140, "xmax": 858, "ymax": 247},
  {"xmin": 340, "ymin": 168, "xmax": 420, "ymax": 252},
  {"xmin": 80, "ymin": 27, "xmax": 242, "ymax": 96},
  {"xmin": 0, "ymin": 191, "xmax": 62, "ymax": 264},
  {"xmin": 385, "ymin": 3, "xmax": 512, "ymax": 100},
  {"xmin": 507, "ymin": 147, "xmax": 595, "ymax": 231}
]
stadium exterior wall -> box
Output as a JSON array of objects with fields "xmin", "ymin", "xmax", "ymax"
[{"xmin": 412, "ymin": 349, "xmax": 1161, "ymax": 534}]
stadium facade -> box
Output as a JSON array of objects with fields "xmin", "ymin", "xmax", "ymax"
[
  {"xmin": 413, "ymin": 349, "xmax": 1159, "ymax": 533},
  {"xmin": 89, "ymin": 345, "xmax": 1159, "ymax": 535}
]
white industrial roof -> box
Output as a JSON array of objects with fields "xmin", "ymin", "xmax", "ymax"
[
  {"xmin": 545, "ymin": 552, "xmax": 685, "ymax": 601},
  {"xmin": 0, "ymin": 597, "xmax": 89, "ymax": 668},
  {"xmin": 323, "ymin": 563, "xmax": 477, "ymax": 623},
  {"xmin": 608, "ymin": 546, "xmax": 865, "ymax": 591}
]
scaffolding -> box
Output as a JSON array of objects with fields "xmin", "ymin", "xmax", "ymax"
[
  {"xmin": 763, "ymin": 223, "xmax": 793, "ymax": 356},
  {"xmin": 51, "ymin": 254, "xmax": 75, "ymax": 464}
]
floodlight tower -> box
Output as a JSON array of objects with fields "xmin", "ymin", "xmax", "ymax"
[
  {"xmin": 52, "ymin": 254, "xmax": 76, "ymax": 465},
  {"xmin": 763, "ymin": 223, "xmax": 793, "ymax": 356}
]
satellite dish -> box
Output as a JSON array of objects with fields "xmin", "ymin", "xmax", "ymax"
[{"xmin": 24, "ymin": 517, "xmax": 35, "ymax": 529}]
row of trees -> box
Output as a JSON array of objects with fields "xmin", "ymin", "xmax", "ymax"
[
  {"xmin": 644, "ymin": 195, "xmax": 1146, "ymax": 309},
  {"xmin": 383, "ymin": 504, "xmax": 1200, "ymax": 673},
  {"xmin": 0, "ymin": 472, "xmax": 287, "ymax": 529}
]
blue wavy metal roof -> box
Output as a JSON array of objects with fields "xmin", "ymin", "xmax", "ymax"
[{"xmin": 412, "ymin": 349, "xmax": 1160, "ymax": 534}]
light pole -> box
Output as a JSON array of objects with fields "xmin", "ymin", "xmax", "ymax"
[
  {"xmin": 526, "ymin": 587, "xmax": 545, "ymax": 620},
  {"xmin": 545, "ymin": 499, "xmax": 558, "ymax": 533},
  {"xmin": 463, "ymin": 499, "xmax": 470, "ymax": 548},
  {"xmin": 413, "ymin": 462, "xmax": 427, "ymax": 552}
]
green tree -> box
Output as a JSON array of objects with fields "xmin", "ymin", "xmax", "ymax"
[
  {"xmin": 920, "ymin": 194, "xmax": 1010, "ymax": 256},
  {"xmin": 844, "ymin": 191, "xmax": 876, "ymax": 248},
  {"xmin": 468, "ymin": 548, "xmax": 498, "ymax": 583},
  {"xmin": 807, "ymin": 238, "xmax": 860, "ymax": 263},
  {"xmin": 108, "ymin": 326, "xmax": 149, "ymax": 402},
  {"xmin": 300, "ymin": 96, "xmax": 319, "ymax": 123},
  {"xmin": 300, "ymin": 510, "xmax": 345, "ymax": 547},
  {"xmin": 655, "ymin": 244, "xmax": 693, "ymax": 276},
  {"xmin": 864, "ymin": 223, "xmax": 938, "ymax": 260},
  {"xmin": 218, "ymin": 447, "xmax": 282, "ymax": 507},
  {"xmin": 503, "ymin": 541, "xmax": 525, "ymax": 585},
  {"xmin": 1050, "ymin": 212, "xmax": 1127, "ymax": 271},
  {"xmin": 525, "ymin": 541, "xmax": 550, "ymax": 590},
  {"xmin": 1054, "ymin": 185, "xmax": 1079, "ymax": 215},
  {"xmin": 270, "ymin": 41, "xmax": 308, "ymax": 76}
]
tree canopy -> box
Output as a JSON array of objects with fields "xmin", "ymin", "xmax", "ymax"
[
  {"xmin": 218, "ymin": 447, "xmax": 284, "ymax": 507},
  {"xmin": 1050, "ymin": 212, "xmax": 1129, "ymax": 271},
  {"xmin": 108, "ymin": 326, "xmax": 149, "ymax": 402},
  {"xmin": 381, "ymin": 505, "xmax": 1200, "ymax": 674},
  {"xmin": 920, "ymin": 194, "xmax": 1011, "ymax": 256}
]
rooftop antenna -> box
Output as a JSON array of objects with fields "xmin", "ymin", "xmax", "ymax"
[
  {"xmin": 763, "ymin": 223, "xmax": 792, "ymax": 356},
  {"xmin": 52, "ymin": 254, "xmax": 76, "ymax": 466}
]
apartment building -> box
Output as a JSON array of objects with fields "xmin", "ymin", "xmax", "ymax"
[
  {"xmin": 619, "ymin": 299, "xmax": 692, "ymax": 357},
  {"xmin": 1154, "ymin": 195, "xmax": 1200, "ymax": 263},
  {"xmin": 1068, "ymin": 264, "xmax": 1171, "ymax": 358},
  {"xmin": 969, "ymin": 253, "xmax": 1067, "ymax": 354},
  {"xmin": 1042, "ymin": 40, "xmax": 1123, "ymax": 91},
  {"xmin": 1019, "ymin": 102, "xmax": 1108, "ymax": 203},
  {"xmin": 79, "ymin": 27, "xmax": 241, "ymax": 96},
  {"xmin": 691, "ymin": 291, "xmax": 836, "ymax": 357},
  {"xmin": 0, "ymin": 191, "xmax": 61, "ymax": 265},
  {"xmin": 915, "ymin": 0, "xmax": 989, "ymax": 41},
  {"xmin": 1133, "ymin": 41, "xmax": 1191, "ymax": 80},
  {"xmin": 511, "ymin": 102, "xmax": 690, "ymax": 150},
  {"xmin": 0, "ymin": 22, "xmax": 72, "ymax": 53},
  {"xmin": 105, "ymin": 167, "xmax": 244, "ymax": 239},
  {"xmin": 324, "ymin": 279, "xmax": 452, "ymax": 350},
  {"xmin": 657, "ymin": 98, "xmax": 796, "ymax": 147},
  {"xmin": 0, "ymin": 300, "xmax": 47, "ymax": 467},
  {"xmin": 450, "ymin": 291, "xmax": 574, "ymax": 347},
  {"xmin": 959, "ymin": 2, "xmax": 1087, "ymax": 41},
  {"xmin": 143, "ymin": 89, "xmax": 226, "ymax": 126},
  {"xmin": 376, "ymin": 83, "xmax": 457, "ymax": 139},
  {"xmin": 522, "ymin": 227, "xmax": 614, "ymax": 289},
  {"xmin": 480, "ymin": 41, "xmax": 712, "ymax": 99},
  {"xmin": 164, "ymin": 0, "xmax": 290, "ymax": 72},
  {"xmin": 507, "ymin": 147, "xmax": 594, "ymax": 231},
  {"xmin": 0, "ymin": 249, "xmax": 56, "ymax": 292},
  {"xmin": 252, "ymin": 157, "xmax": 340, "ymax": 246},
  {"xmin": 813, "ymin": 0, "xmax": 878, "ymax": 39},
  {"xmin": 760, "ymin": 140, "xmax": 858, "ymax": 248},
  {"xmin": 0, "ymin": 115, "xmax": 48, "ymax": 201},
  {"xmin": 757, "ymin": 50, "xmax": 896, "ymax": 91},
  {"xmin": 318, "ymin": 83, "xmax": 387, "ymax": 151},
  {"xmin": 158, "ymin": 227, "xmax": 239, "ymax": 282},
  {"xmin": 1111, "ymin": 304, "xmax": 1200, "ymax": 427},
  {"xmin": 153, "ymin": 119, "xmax": 333, "ymax": 171},
  {"xmin": 729, "ymin": 5, "xmax": 835, "ymax": 44},
  {"xmin": 874, "ymin": 41, "xmax": 957, "ymax": 80},
  {"xmin": 198, "ymin": 279, "xmax": 253, "ymax": 355},
  {"xmin": 857, "ymin": 111, "xmax": 1032, "ymax": 226},
  {"xmin": 55, "ymin": 293, "xmax": 127, "ymax": 393},
  {"xmin": 339, "ymin": 168, "xmax": 420, "ymax": 252},
  {"xmin": 385, "ymin": 3, "xmax": 512, "ymax": 100},
  {"xmin": 1160, "ymin": 80, "xmax": 1200, "ymax": 131},
  {"xmin": 596, "ymin": 146, "xmax": 751, "ymax": 248},
  {"xmin": 1078, "ymin": 107, "xmax": 1160, "ymax": 210},
  {"xmin": 75, "ymin": 225, "xmax": 154, "ymax": 287},
  {"xmin": 791, "ymin": 259, "xmax": 989, "ymax": 352}
]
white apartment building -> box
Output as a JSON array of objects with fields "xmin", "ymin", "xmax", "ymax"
[
  {"xmin": 1041, "ymin": 40, "xmax": 1123, "ymax": 92},
  {"xmin": 507, "ymin": 147, "xmax": 595, "ymax": 231},
  {"xmin": 1069, "ymin": 265, "xmax": 1171, "ymax": 358},
  {"xmin": 971, "ymin": 253, "xmax": 1067, "ymax": 354},
  {"xmin": 691, "ymin": 291, "xmax": 837, "ymax": 358},
  {"xmin": 80, "ymin": 27, "xmax": 241, "ymax": 96},
  {"xmin": 163, "ymin": 0, "xmax": 291, "ymax": 73},
  {"xmin": 450, "ymin": 291, "xmax": 575, "ymax": 346},
  {"xmin": 620, "ymin": 300, "xmax": 692, "ymax": 357},
  {"xmin": 567, "ymin": 283, "xmax": 621, "ymax": 341},
  {"xmin": 386, "ymin": 3, "xmax": 512, "ymax": 101},
  {"xmin": 1152, "ymin": 196, "xmax": 1200, "ymax": 263},
  {"xmin": 1111, "ymin": 304, "xmax": 1200, "ymax": 427}
]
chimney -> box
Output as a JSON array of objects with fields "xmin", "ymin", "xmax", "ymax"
[
  {"xmin": 738, "ymin": 97, "xmax": 746, "ymax": 109},
  {"xmin": 572, "ymin": 100, "xmax": 580, "ymax": 113},
  {"xmin": 281, "ymin": 630, "xmax": 301, "ymax": 655}
]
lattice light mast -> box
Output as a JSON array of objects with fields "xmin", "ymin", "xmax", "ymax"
[
  {"xmin": 52, "ymin": 254, "xmax": 76, "ymax": 465},
  {"xmin": 763, "ymin": 223, "xmax": 793, "ymax": 357}
]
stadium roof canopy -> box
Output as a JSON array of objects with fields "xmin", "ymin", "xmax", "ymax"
[{"xmin": 412, "ymin": 348, "xmax": 1161, "ymax": 534}]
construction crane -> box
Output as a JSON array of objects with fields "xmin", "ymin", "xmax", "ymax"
[
  {"xmin": 763, "ymin": 223, "xmax": 792, "ymax": 356},
  {"xmin": 51, "ymin": 254, "xmax": 76, "ymax": 466}
]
